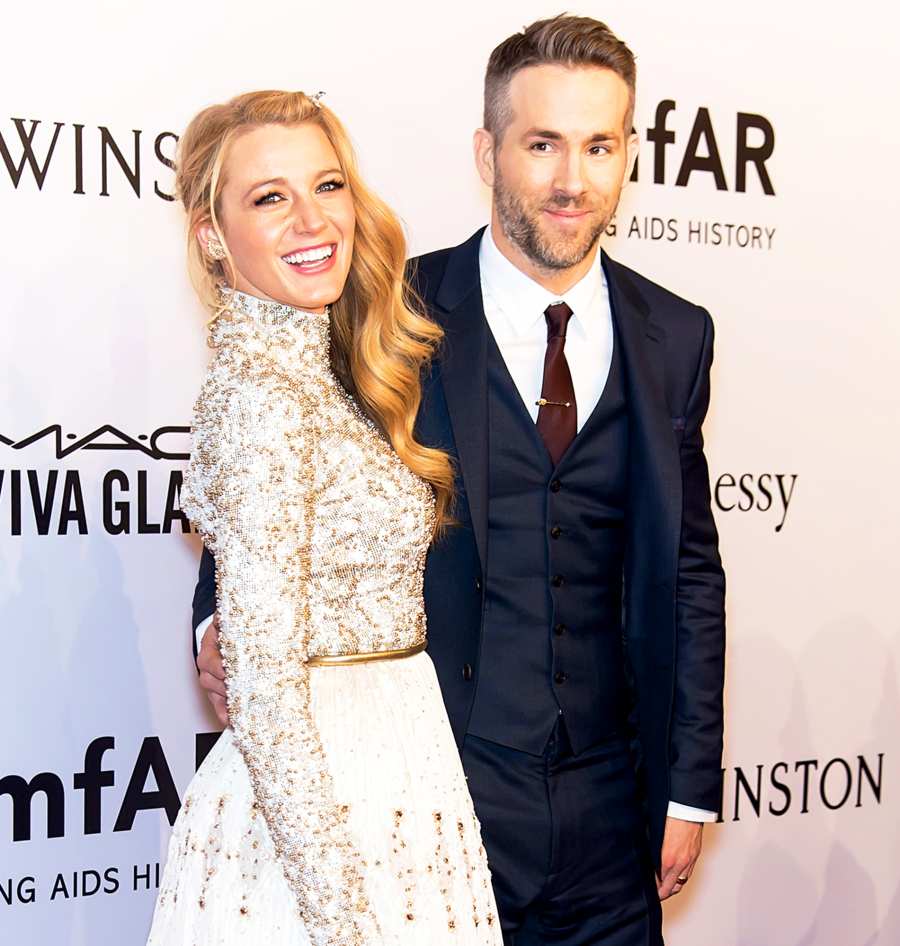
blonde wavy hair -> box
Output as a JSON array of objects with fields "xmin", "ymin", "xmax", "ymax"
[{"xmin": 176, "ymin": 90, "xmax": 454, "ymax": 531}]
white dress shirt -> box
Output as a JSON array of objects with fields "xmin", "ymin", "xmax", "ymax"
[
  {"xmin": 479, "ymin": 226, "xmax": 613, "ymax": 431},
  {"xmin": 195, "ymin": 228, "xmax": 717, "ymax": 823}
]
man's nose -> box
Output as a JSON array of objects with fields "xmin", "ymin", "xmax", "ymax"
[{"xmin": 556, "ymin": 153, "xmax": 588, "ymax": 199}]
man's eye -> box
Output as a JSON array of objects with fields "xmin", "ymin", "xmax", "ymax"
[
  {"xmin": 531, "ymin": 142, "xmax": 552, "ymax": 152},
  {"xmin": 255, "ymin": 192, "xmax": 283, "ymax": 206},
  {"xmin": 589, "ymin": 145, "xmax": 610, "ymax": 156},
  {"xmin": 317, "ymin": 179, "xmax": 345, "ymax": 193}
]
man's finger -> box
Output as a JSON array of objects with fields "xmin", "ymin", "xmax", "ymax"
[
  {"xmin": 197, "ymin": 637, "xmax": 225, "ymax": 679},
  {"xmin": 198, "ymin": 650, "xmax": 225, "ymax": 680},
  {"xmin": 198, "ymin": 670, "xmax": 227, "ymax": 698},
  {"xmin": 209, "ymin": 692, "xmax": 229, "ymax": 728},
  {"xmin": 657, "ymin": 864, "xmax": 688, "ymax": 900}
]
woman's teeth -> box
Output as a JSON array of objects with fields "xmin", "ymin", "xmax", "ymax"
[{"xmin": 283, "ymin": 245, "xmax": 334, "ymax": 264}]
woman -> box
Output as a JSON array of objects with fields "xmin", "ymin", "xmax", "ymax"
[{"xmin": 147, "ymin": 90, "xmax": 500, "ymax": 946}]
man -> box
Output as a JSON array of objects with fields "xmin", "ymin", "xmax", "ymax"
[{"xmin": 192, "ymin": 15, "xmax": 725, "ymax": 945}]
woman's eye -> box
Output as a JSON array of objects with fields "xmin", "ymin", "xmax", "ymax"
[
  {"xmin": 255, "ymin": 192, "xmax": 283, "ymax": 206},
  {"xmin": 317, "ymin": 179, "xmax": 345, "ymax": 193}
]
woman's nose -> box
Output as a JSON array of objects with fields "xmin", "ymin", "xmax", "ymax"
[{"xmin": 291, "ymin": 198, "xmax": 327, "ymax": 237}]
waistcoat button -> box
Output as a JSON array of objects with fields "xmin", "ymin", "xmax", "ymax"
[
  {"xmin": 554, "ymin": 671, "xmax": 568, "ymax": 684},
  {"xmin": 554, "ymin": 623, "xmax": 566, "ymax": 636},
  {"xmin": 474, "ymin": 577, "xmax": 482, "ymax": 592},
  {"xmin": 551, "ymin": 574, "xmax": 564, "ymax": 588},
  {"xmin": 462, "ymin": 663, "xmax": 473, "ymax": 681},
  {"xmin": 550, "ymin": 525, "xmax": 562, "ymax": 539},
  {"xmin": 550, "ymin": 478, "xmax": 562, "ymax": 493}
]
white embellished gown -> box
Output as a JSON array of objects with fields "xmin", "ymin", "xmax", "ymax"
[{"xmin": 147, "ymin": 291, "xmax": 500, "ymax": 946}]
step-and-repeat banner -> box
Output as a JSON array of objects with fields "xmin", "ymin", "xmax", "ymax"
[{"xmin": 2, "ymin": 2, "xmax": 898, "ymax": 943}]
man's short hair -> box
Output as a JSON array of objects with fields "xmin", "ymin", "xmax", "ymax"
[{"xmin": 483, "ymin": 15, "xmax": 637, "ymax": 142}]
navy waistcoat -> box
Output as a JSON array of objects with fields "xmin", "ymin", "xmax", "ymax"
[{"xmin": 467, "ymin": 326, "xmax": 630, "ymax": 755}]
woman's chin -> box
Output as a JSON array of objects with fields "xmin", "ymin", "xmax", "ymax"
[{"xmin": 279, "ymin": 275, "xmax": 345, "ymax": 313}]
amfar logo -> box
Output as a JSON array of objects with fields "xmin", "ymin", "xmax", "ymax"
[
  {"xmin": 1, "ymin": 733, "xmax": 219, "ymax": 844},
  {"xmin": 601, "ymin": 101, "xmax": 777, "ymax": 253},
  {"xmin": 630, "ymin": 101, "xmax": 775, "ymax": 195},
  {"xmin": 1, "ymin": 735, "xmax": 222, "ymax": 907},
  {"xmin": 1, "ymin": 101, "xmax": 775, "ymax": 199},
  {"xmin": 1, "ymin": 424, "xmax": 191, "ymax": 536}
]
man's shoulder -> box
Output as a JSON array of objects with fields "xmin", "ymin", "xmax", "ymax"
[
  {"xmin": 404, "ymin": 228, "xmax": 485, "ymax": 307},
  {"xmin": 406, "ymin": 245, "xmax": 455, "ymax": 300},
  {"xmin": 604, "ymin": 252, "xmax": 713, "ymax": 337},
  {"xmin": 411, "ymin": 243, "xmax": 459, "ymax": 274}
]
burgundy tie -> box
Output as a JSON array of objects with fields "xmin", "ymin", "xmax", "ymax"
[{"xmin": 536, "ymin": 302, "xmax": 577, "ymax": 466}]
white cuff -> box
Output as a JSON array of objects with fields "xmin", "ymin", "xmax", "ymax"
[
  {"xmin": 195, "ymin": 615, "xmax": 215, "ymax": 657},
  {"xmin": 667, "ymin": 800, "xmax": 718, "ymax": 823}
]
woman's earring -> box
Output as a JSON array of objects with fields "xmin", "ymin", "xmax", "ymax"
[{"xmin": 207, "ymin": 239, "xmax": 227, "ymax": 261}]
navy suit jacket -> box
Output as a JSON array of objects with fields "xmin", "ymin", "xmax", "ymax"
[{"xmin": 192, "ymin": 228, "xmax": 726, "ymax": 860}]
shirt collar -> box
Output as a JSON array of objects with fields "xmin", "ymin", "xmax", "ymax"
[{"xmin": 478, "ymin": 225, "xmax": 607, "ymax": 339}]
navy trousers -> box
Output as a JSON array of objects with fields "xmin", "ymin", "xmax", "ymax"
[{"xmin": 461, "ymin": 721, "xmax": 663, "ymax": 946}]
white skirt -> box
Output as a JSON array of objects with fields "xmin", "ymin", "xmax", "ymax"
[{"xmin": 146, "ymin": 652, "xmax": 502, "ymax": 946}]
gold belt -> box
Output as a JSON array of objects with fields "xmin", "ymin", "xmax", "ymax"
[{"xmin": 306, "ymin": 638, "xmax": 427, "ymax": 667}]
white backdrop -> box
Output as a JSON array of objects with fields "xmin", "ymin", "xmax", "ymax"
[{"xmin": 2, "ymin": 2, "xmax": 899, "ymax": 944}]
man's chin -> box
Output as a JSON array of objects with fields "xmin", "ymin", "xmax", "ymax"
[
  {"xmin": 534, "ymin": 238, "xmax": 597, "ymax": 271},
  {"xmin": 535, "ymin": 225, "xmax": 599, "ymax": 266}
]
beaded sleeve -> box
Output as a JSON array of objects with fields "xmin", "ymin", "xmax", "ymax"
[{"xmin": 182, "ymin": 331, "xmax": 378, "ymax": 946}]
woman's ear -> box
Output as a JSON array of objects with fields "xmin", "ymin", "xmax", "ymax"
[{"xmin": 196, "ymin": 224, "xmax": 226, "ymax": 260}]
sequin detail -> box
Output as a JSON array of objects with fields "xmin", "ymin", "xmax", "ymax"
[{"xmin": 181, "ymin": 290, "xmax": 436, "ymax": 946}]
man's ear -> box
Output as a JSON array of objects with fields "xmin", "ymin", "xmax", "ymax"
[{"xmin": 473, "ymin": 127, "xmax": 497, "ymax": 188}]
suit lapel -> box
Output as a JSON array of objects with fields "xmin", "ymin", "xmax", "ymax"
[
  {"xmin": 434, "ymin": 229, "xmax": 490, "ymax": 570},
  {"xmin": 602, "ymin": 251, "xmax": 682, "ymax": 579}
]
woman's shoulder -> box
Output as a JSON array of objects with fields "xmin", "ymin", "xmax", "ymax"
[
  {"xmin": 196, "ymin": 353, "xmax": 278, "ymax": 423},
  {"xmin": 193, "ymin": 341, "xmax": 322, "ymax": 448}
]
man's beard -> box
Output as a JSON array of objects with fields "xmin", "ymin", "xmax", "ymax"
[{"xmin": 494, "ymin": 167, "xmax": 615, "ymax": 272}]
